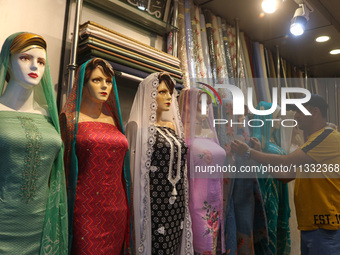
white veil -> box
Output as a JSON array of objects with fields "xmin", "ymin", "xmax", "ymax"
[{"xmin": 126, "ymin": 72, "xmax": 193, "ymax": 254}]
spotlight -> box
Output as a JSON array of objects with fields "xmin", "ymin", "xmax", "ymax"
[
  {"xmin": 137, "ymin": 0, "xmax": 147, "ymax": 11},
  {"xmin": 262, "ymin": 0, "xmax": 279, "ymax": 14},
  {"xmin": 330, "ymin": 49, "xmax": 340, "ymax": 55},
  {"xmin": 315, "ymin": 36, "xmax": 330, "ymax": 43},
  {"xmin": 290, "ymin": 1, "xmax": 313, "ymax": 36}
]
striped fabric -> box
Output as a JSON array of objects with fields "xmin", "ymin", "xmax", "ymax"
[{"xmin": 78, "ymin": 21, "xmax": 183, "ymax": 85}]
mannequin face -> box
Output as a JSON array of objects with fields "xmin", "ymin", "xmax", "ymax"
[
  {"xmin": 83, "ymin": 67, "xmax": 113, "ymax": 103},
  {"xmin": 156, "ymin": 81, "xmax": 172, "ymax": 112},
  {"xmin": 9, "ymin": 47, "xmax": 46, "ymax": 88}
]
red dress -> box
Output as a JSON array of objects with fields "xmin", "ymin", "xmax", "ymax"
[{"xmin": 71, "ymin": 122, "xmax": 129, "ymax": 254}]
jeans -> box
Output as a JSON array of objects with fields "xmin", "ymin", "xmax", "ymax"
[{"xmin": 301, "ymin": 229, "xmax": 340, "ymax": 255}]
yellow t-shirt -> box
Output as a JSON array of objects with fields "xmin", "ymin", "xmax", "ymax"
[{"xmin": 295, "ymin": 127, "xmax": 340, "ymax": 231}]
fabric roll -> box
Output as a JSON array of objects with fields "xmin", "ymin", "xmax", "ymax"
[
  {"xmin": 238, "ymin": 31, "xmax": 250, "ymax": 97},
  {"xmin": 239, "ymin": 32, "xmax": 254, "ymax": 80},
  {"xmin": 245, "ymin": 35, "xmax": 256, "ymax": 78},
  {"xmin": 240, "ymin": 32, "xmax": 257, "ymax": 104},
  {"xmin": 78, "ymin": 37, "xmax": 182, "ymax": 76},
  {"xmin": 227, "ymin": 27, "xmax": 237, "ymax": 77},
  {"xmin": 167, "ymin": 31, "xmax": 173, "ymax": 55},
  {"xmin": 221, "ymin": 20, "xmax": 235, "ymax": 82},
  {"xmin": 267, "ymin": 49, "xmax": 277, "ymax": 84},
  {"xmin": 193, "ymin": 5, "xmax": 209, "ymax": 79},
  {"xmin": 264, "ymin": 47, "xmax": 275, "ymax": 100},
  {"xmin": 107, "ymin": 59, "xmax": 184, "ymax": 89},
  {"xmin": 79, "ymin": 22, "xmax": 180, "ymax": 67},
  {"xmin": 78, "ymin": 48, "xmax": 183, "ymax": 84},
  {"xmin": 199, "ymin": 11, "xmax": 213, "ymax": 79},
  {"xmin": 178, "ymin": 0, "xmax": 190, "ymax": 87},
  {"xmin": 184, "ymin": 0, "xmax": 196, "ymax": 80},
  {"xmin": 211, "ymin": 13, "xmax": 227, "ymax": 84},
  {"xmin": 252, "ymin": 42, "xmax": 268, "ymax": 102},
  {"xmin": 259, "ymin": 44, "xmax": 271, "ymax": 102},
  {"xmin": 188, "ymin": 0, "xmax": 202, "ymax": 80},
  {"xmin": 79, "ymin": 45, "xmax": 182, "ymax": 79},
  {"xmin": 217, "ymin": 16, "xmax": 229, "ymax": 83},
  {"xmin": 204, "ymin": 9, "xmax": 218, "ymax": 84}
]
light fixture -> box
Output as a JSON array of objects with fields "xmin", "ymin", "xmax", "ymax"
[
  {"xmin": 330, "ymin": 49, "xmax": 340, "ymax": 55},
  {"xmin": 315, "ymin": 36, "xmax": 330, "ymax": 42},
  {"xmin": 290, "ymin": 1, "xmax": 313, "ymax": 36},
  {"xmin": 261, "ymin": 0, "xmax": 279, "ymax": 14},
  {"xmin": 137, "ymin": 0, "xmax": 147, "ymax": 11}
]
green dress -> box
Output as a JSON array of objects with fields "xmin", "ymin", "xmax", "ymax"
[{"xmin": 0, "ymin": 111, "xmax": 62, "ymax": 254}]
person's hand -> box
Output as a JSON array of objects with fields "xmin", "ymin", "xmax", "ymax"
[
  {"xmin": 231, "ymin": 139, "xmax": 250, "ymax": 156},
  {"xmin": 250, "ymin": 137, "xmax": 262, "ymax": 151}
]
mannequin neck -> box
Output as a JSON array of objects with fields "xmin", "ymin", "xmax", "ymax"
[
  {"xmin": 0, "ymin": 80, "xmax": 46, "ymax": 114},
  {"xmin": 80, "ymin": 96, "xmax": 104, "ymax": 119},
  {"xmin": 156, "ymin": 108, "xmax": 166, "ymax": 126}
]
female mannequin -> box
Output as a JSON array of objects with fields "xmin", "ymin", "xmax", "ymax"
[
  {"xmin": 0, "ymin": 32, "xmax": 67, "ymax": 254},
  {"xmin": 60, "ymin": 58, "xmax": 132, "ymax": 255},
  {"xmin": 252, "ymin": 101, "xmax": 291, "ymax": 255},
  {"xmin": 179, "ymin": 88, "xmax": 225, "ymax": 255},
  {"xmin": 126, "ymin": 72, "xmax": 193, "ymax": 255}
]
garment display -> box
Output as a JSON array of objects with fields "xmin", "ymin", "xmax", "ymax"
[
  {"xmin": 60, "ymin": 59, "xmax": 132, "ymax": 254},
  {"xmin": 230, "ymin": 121, "xmax": 268, "ymax": 255},
  {"xmin": 0, "ymin": 32, "xmax": 67, "ymax": 255},
  {"xmin": 180, "ymin": 88, "xmax": 225, "ymax": 254},
  {"xmin": 0, "ymin": 112, "xmax": 62, "ymax": 254},
  {"xmin": 71, "ymin": 123, "xmax": 129, "ymax": 254},
  {"xmin": 252, "ymin": 102, "xmax": 291, "ymax": 255},
  {"xmin": 126, "ymin": 72, "xmax": 193, "ymax": 254},
  {"xmin": 150, "ymin": 126, "xmax": 188, "ymax": 254}
]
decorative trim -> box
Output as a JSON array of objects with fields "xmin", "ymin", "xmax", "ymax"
[{"xmin": 18, "ymin": 116, "xmax": 42, "ymax": 202}]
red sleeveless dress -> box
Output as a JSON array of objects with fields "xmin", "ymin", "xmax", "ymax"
[{"xmin": 71, "ymin": 122, "xmax": 129, "ymax": 254}]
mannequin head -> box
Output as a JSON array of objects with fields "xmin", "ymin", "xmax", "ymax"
[
  {"xmin": 6, "ymin": 33, "xmax": 47, "ymax": 86},
  {"xmin": 82, "ymin": 58, "xmax": 114, "ymax": 104},
  {"xmin": 156, "ymin": 73, "xmax": 174, "ymax": 112}
]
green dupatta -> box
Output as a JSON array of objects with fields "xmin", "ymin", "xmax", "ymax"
[{"xmin": 0, "ymin": 32, "xmax": 68, "ymax": 254}]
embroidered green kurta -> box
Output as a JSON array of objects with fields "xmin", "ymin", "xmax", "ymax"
[{"xmin": 0, "ymin": 111, "xmax": 62, "ymax": 254}]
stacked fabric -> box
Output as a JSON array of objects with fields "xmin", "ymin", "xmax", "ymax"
[{"xmin": 78, "ymin": 21, "xmax": 183, "ymax": 87}]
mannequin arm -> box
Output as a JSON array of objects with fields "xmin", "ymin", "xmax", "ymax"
[{"xmin": 231, "ymin": 138, "xmax": 317, "ymax": 183}]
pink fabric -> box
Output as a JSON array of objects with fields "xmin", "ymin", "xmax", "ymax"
[{"xmin": 189, "ymin": 137, "xmax": 225, "ymax": 254}]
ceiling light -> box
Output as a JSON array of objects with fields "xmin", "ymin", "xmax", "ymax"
[
  {"xmin": 137, "ymin": 0, "xmax": 147, "ymax": 11},
  {"xmin": 315, "ymin": 36, "xmax": 330, "ymax": 42},
  {"xmin": 290, "ymin": 1, "xmax": 313, "ymax": 36},
  {"xmin": 261, "ymin": 0, "xmax": 278, "ymax": 14},
  {"xmin": 330, "ymin": 49, "xmax": 340, "ymax": 55}
]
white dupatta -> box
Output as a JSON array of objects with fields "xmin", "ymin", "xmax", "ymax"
[{"xmin": 126, "ymin": 72, "xmax": 193, "ymax": 254}]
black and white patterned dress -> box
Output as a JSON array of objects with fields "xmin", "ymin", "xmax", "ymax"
[{"xmin": 149, "ymin": 126, "xmax": 188, "ymax": 255}]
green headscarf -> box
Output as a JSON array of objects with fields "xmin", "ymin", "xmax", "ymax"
[{"xmin": 0, "ymin": 32, "xmax": 68, "ymax": 254}]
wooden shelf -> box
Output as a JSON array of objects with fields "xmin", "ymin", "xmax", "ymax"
[{"xmin": 84, "ymin": 0, "xmax": 176, "ymax": 35}]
